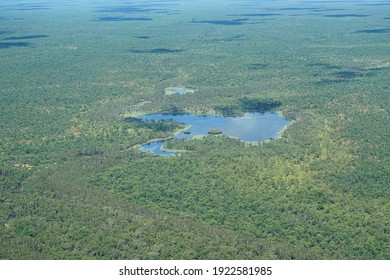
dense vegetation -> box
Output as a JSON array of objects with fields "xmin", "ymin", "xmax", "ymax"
[
  {"xmin": 215, "ymin": 98, "xmax": 282, "ymax": 116},
  {"xmin": 0, "ymin": 0, "xmax": 389, "ymax": 259}
]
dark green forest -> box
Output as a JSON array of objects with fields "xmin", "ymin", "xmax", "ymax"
[{"xmin": 0, "ymin": 0, "xmax": 389, "ymax": 259}]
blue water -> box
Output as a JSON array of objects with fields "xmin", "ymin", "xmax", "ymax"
[
  {"xmin": 138, "ymin": 112, "xmax": 290, "ymax": 155},
  {"xmin": 140, "ymin": 140, "xmax": 179, "ymax": 156},
  {"xmin": 170, "ymin": 89, "xmax": 187, "ymax": 94},
  {"xmin": 165, "ymin": 87, "xmax": 194, "ymax": 94}
]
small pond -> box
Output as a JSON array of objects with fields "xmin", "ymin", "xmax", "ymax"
[
  {"xmin": 138, "ymin": 112, "xmax": 290, "ymax": 156},
  {"xmin": 164, "ymin": 87, "xmax": 195, "ymax": 95}
]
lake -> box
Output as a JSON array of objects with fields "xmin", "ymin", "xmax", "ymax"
[{"xmin": 138, "ymin": 112, "xmax": 290, "ymax": 155}]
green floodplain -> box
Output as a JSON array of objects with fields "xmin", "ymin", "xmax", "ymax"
[{"xmin": 0, "ymin": 0, "xmax": 389, "ymax": 259}]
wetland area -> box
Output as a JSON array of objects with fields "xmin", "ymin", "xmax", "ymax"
[{"xmin": 0, "ymin": 0, "xmax": 389, "ymax": 261}]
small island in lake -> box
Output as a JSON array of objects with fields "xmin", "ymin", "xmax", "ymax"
[{"xmin": 208, "ymin": 129, "xmax": 223, "ymax": 135}]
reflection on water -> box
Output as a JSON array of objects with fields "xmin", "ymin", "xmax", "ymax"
[{"xmin": 138, "ymin": 112, "xmax": 290, "ymax": 155}]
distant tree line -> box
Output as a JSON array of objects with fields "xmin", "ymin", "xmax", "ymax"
[{"xmin": 215, "ymin": 98, "xmax": 282, "ymax": 116}]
